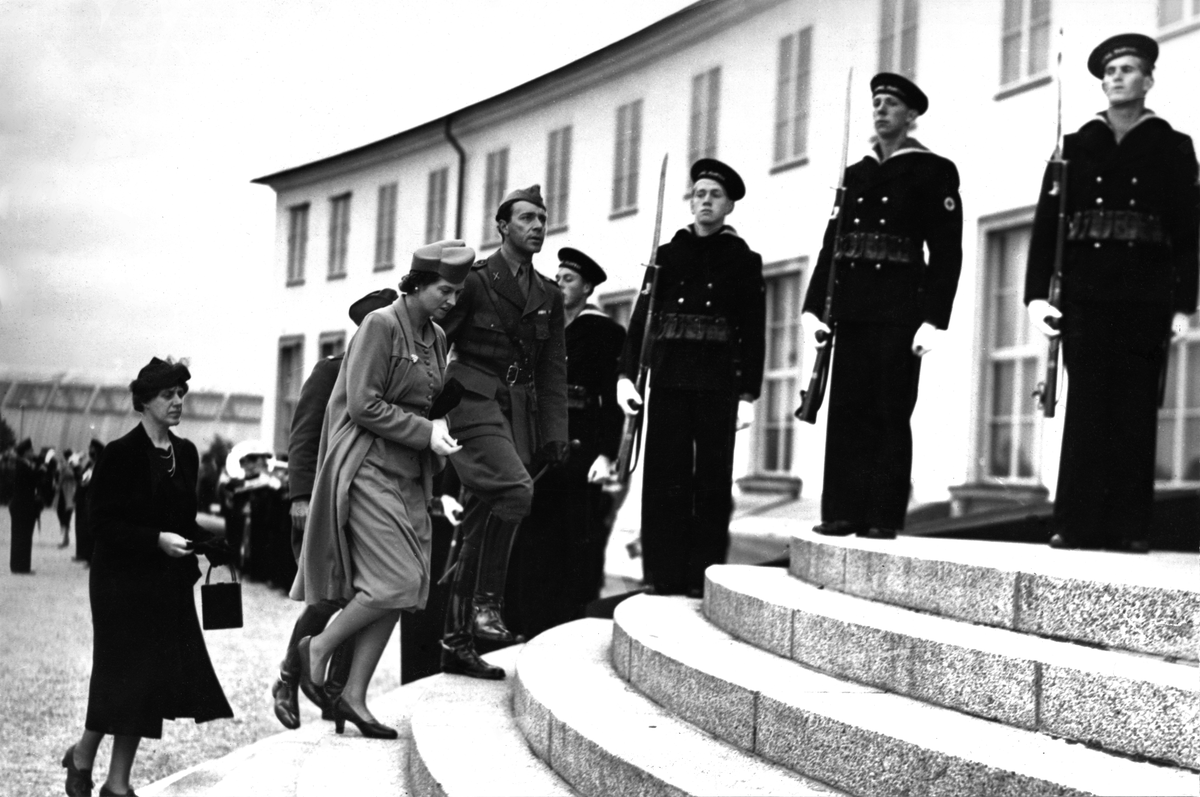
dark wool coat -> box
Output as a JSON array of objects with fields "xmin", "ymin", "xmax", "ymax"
[
  {"xmin": 86, "ymin": 424, "xmax": 232, "ymax": 738},
  {"xmin": 620, "ymin": 225, "xmax": 767, "ymax": 398},
  {"xmin": 566, "ymin": 307, "xmax": 627, "ymax": 462},
  {"xmin": 287, "ymin": 355, "xmax": 343, "ymax": 503},
  {"xmin": 803, "ymin": 140, "xmax": 964, "ymax": 329}
]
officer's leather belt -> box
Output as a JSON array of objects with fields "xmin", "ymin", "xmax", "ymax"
[
  {"xmin": 834, "ymin": 232, "xmax": 920, "ymax": 264},
  {"xmin": 1067, "ymin": 210, "xmax": 1166, "ymax": 245},
  {"xmin": 566, "ymin": 384, "xmax": 597, "ymax": 410},
  {"xmin": 456, "ymin": 354, "xmax": 534, "ymax": 386},
  {"xmin": 656, "ymin": 313, "xmax": 731, "ymax": 343}
]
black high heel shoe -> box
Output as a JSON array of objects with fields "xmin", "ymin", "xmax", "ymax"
[
  {"xmin": 331, "ymin": 696, "xmax": 398, "ymax": 739},
  {"xmin": 62, "ymin": 744, "xmax": 94, "ymax": 797},
  {"xmin": 297, "ymin": 636, "xmax": 329, "ymax": 713}
]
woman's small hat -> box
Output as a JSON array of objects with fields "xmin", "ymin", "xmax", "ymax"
[
  {"xmin": 129, "ymin": 357, "xmax": 190, "ymax": 397},
  {"xmin": 410, "ymin": 239, "xmax": 474, "ymax": 283}
]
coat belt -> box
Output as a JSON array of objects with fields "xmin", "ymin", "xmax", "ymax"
[
  {"xmin": 834, "ymin": 232, "xmax": 920, "ymax": 264},
  {"xmin": 1067, "ymin": 210, "xmax": 1166, "ymax": 245}
]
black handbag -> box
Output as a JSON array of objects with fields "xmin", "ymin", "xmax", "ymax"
[{"xmin": 201, "ymin": 562, "xmax": 243, "ymax": 630}]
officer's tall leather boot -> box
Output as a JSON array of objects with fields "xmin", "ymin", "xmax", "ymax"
[
  {"xmin": 440, "ymin": 522, "xmax": 504, "ymax": 680},
  {"xmin": 472, "ymin": 513, "xmax": 523, "ymax": 644}
]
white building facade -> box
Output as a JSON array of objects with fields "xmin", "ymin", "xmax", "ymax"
[{"xmin": 253, "ymin": 0, "xmax": 1200, "ymax": 519}]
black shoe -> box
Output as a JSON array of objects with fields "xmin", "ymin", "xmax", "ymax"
[
  {"xmin": 440, "ymin": 641, "xmax": 505, "ymax": 680},
  {"xmin": 859, "ymin": 527, "xmax": 897, "ymax": 540},
  {"xmin": 271, "ymin": 677, "xmax": 300, "ymax": 730},
  {"xmin": 331, "ymin": 697, "xmax": 398, "ymax": 739},
  {"xmin": 62, "ymin": 744, "xmax": 93, "ymax": 797},
  {"xmin": 472, "ymin": 600, "xmax": 524, "ymax": 644},
  {"xmin": 297, "ymin": 636, "xmax": 329, "ymax": 712},
  {"xmin": 813, "ymin": 521, "xmax": 864, "ymax": 536}
]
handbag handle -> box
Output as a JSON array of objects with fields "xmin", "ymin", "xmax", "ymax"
[{"xmin": 204, "ymin": 562, "xmax": 240, "ymax": 586}]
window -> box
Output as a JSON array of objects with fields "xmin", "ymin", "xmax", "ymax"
[
  {"xmin": 481, "ymin": 148, "xmax": 509, "ymax": 247},
  {"xmin": 1159, "ymin": 0, "xmax": 1200, "ymax": 28},
  {"xmin": 374, "ymin": 182, "xmax": 397, "ymax": 271},
  {"xmin": 318, "ymin": 331, "xmax": 346, "ymax": 359},
  {"xmin": 980, "ymin": 224, "xmax": 1042, "ymax": 482},
  {"xmin": 1157, "ymin": 315, "xmax": 1200, "ymax": 483},
  {"xmin": 1000, "ymin": 0, "xmax": 1051, "ymax": 86},
  {"xmin": 878, "ymin": 0, "xmax": 919, "ymax": 78},
  {"xmin": 546, "ymin": 126, "xmax": 573, "ymax": 230},
  {"xmin": 275, "ymin": 336, "xmax": 304, "ymax": 455},
  {"xmin": 688, "ymin": 67, "xmax": 721, "ymax": 171},
  {"xmin": 328, "ymin": 193, "xmax": 351, "ymax": 279},
  {"xmin": 773, "ymin": 27, "xmax": 813, "ymax": 167},
  {"xmin": 286, "ymin": 203, "xmax": 309, "ymax": 285},
  {"xmin": 759, "ymin": 268, "xmax": 803, "ymax": 474},
  {"xmin": 426, "ymin": 167, "xmax": 449, "ymax": 244},
  {"xmin": 612, "ymin": 99, "xmax": 643, "ymax": 215}
]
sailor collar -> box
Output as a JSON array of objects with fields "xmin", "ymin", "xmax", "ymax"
[
  {"xmin": 867, "ymin": 137, "xmax": 932, "ymax": 163},
  {"xmin": 1091, "ymin": 107, "xmax": 1158, "ymax": 137},
  {"xmin": 685, "ymin": 223, "xmax": 741, "ymax": 239}
]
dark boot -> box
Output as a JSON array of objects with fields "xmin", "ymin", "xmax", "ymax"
[
  {"xmin": 440, "ymin": 521, "xmax": 504, "ymax": 680},
  {"xmin": 322, "ymin": 639, "xmax": 355, "ymax": 719},
  {"xmin": 473, "ymin": 514, "xmax": 523, "ymax": 644}
]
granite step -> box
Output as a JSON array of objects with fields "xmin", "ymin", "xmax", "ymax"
[
  {"xmin": 406, "ymin": 644, "xmax": 575, "ymax": 797},
  {"xmin": 513, "ymin": 618, "xmax": 843, "ymax": 796},
  {"xmin": 614, "ymin": 594, "xmax": 1199, "ymax": 797},
  {"xmin": 789, "ymin": 530, "xmax": 1200, "ymax": 661},
  {"xmin": 704, "ymin": 564, "xmax": 1200, "ymax": 768}
]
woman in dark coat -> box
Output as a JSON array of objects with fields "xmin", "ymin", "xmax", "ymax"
[
  {"xmin": 62, "ymin": 358, "xmax": 232, "ymax": 797},
  {"xmin": 74, "ymin": 439, "xmax": 105, "ymax": 563}
]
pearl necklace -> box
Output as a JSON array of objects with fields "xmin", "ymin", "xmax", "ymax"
[{"xmin": 157, "ymin": 444, "xmax": 176, "ymax": 477}]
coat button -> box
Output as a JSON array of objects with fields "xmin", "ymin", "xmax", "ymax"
[
  {"xmin": 1096, "ymin": 176, "xmax": 1103, "ymax": 183},
  {"xmin": 1095, "ymin": 197, "xmax": 1103, "ymax": 205},
  {"xmin": 856, "ymin": 197, "xmax": 864, "ymax": 203},
  {"xmin": 1094, "ymin": 242, "xmax": 1101, "ymax": 248},
  {"xmin": 875, "ymin": 263, "xmax": 882, "ymax": 270},
  {"xmin": 854, "ymin": 218, "xmax": 861, "ymax": 225},
  {"xmin": 880, "ymin": 219, "xmax": 887, "ymax": 225},
  {"xmin": 707, "ymin": 283, "xmax": 713, "ymax": 289},
  {"xmin": 705, "ymin": 301, "xmax": 712, "ymax": 307},
  {"xmin": 677, "ymin": 298, "xmax": 685, "ymax": 304},
  {"xmin": 1131, "ymin": 177, "xmax": 1138, "ymax": 185},
  {"xmin": 1129, "ymin": 199, "xmax": 1136, "ymax": 207},
  {"xmin": 882, "ymin": 197, "xmax": 889, "ymax": 203}
]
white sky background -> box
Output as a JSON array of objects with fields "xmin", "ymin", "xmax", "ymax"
[{"xmin": 0, "ymin": 0, "xmax": 692, "ymax": 393}]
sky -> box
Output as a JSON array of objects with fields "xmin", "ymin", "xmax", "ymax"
[{"xmin": 0, "ymin": 0, "xmax": 693, "ymax": 392}]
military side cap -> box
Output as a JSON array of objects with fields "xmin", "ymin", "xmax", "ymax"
[
  {"xmin": 558, "ymin": 247, "xmax": 607, "ymax": 286},
  {"xmin": 1088, "ymin": 33, "xmax": 1157, "ymax": 78},
  {"xmin": 348, "ymin": 288, "xmax": 399, "ymax": 326},
  {"xmin": 410, "ymin": 239, "xmax": 475, "ymax": 284},
  {"xmin": 496, "ymin": 184, "xmax": 546, "ymax": 219},
  {"xmin": 690, "ymin": 158, "xmax": 746, "ymax": 201},
  {"xmin": 870, "ymin": 72, "xmax": 929, "ymax": 115}
]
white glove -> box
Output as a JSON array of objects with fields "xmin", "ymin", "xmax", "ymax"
[
  {"xmin": 1027, "ymin": 299, "xmax": 1062, "ymax": 338},
  {"xmin": 587, "ymin": 454, "xmax": 613, "ymax": 484},
  {"xmin": 911, "ymin": 322, "xmax": 943, "ymax": 357},
  {"xmin": 1170, "ymin": 312, "xmax": 1190, "ymax": 341},
  {"xmin": 802, "ymin": 312, "xmax": 831, "ymax": 348},
  {"xmin": 736, "ymin": 399, "xmax": 755, "ymax": 431},
  {"xmin": 439, "ymin": 494, "xmax": 464, "ymax": 525},
  {"xmin": 616, "ymin": 377, "xmax": 643, "ymax": 415}
]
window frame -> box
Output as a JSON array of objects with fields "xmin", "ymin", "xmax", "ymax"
[
  {"xmin": 327, "ymin": 193, "xmax": 351, "ymax": 280},
  {"xmin": 482, "ymin": 148, "xmax": 509, "ymax": 247},
  {"xmin": 1157, "ymin": 0, "xmax": 1200, "ymax": 34},
  {"xmin": 998, "ymin": 0, "xmax": 1052, "ymax": 90},
  {"xmin": 1157, "ymin": 314, "xmax": 1200, "ymax": 485},
  {"xmin": 274, "ymin": 335, "xmax": 305, "ymax": 456},
  {"xmin": 318, "ymin": 330, "xmax": 347, "ymax": 360},
  {"xmin": 546, "ymin": 125, "xmax": 573, "ymax": 233},
  {"xmin": 611, "ymin": 99, "xmax": 643, "ymax": 217},
  {"xmin": 286, "ymin": 202, "xmax": 309, "ymax": 286},
  {"xmin": 426, "ymin": 167, "xmax": 449, "ymax": 244},
  {"xmin": 687, "ymin": 67, "xmax": 722, "ymax": 174},
  {"xmin": 771, "ymin": 27, "xmax": 813, "ymax": 172},
  {"xmin": 753, "ymin": 258, "xmax": 806, "ymax": 477},
  {"xmin": 878, "ymin": 0, "xmax": 919, "ymax": 79},
  {"xmin": 374, "ymin": 182, "xmax": 398, "ymax": 272}
]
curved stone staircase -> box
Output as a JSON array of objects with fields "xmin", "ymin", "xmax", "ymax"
[{"xmin": 406, "ymin": 531, "xmax": 1200, "ymax": 796}]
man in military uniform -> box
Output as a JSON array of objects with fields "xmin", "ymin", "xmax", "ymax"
[
  {"xmin": 802, "ymin": 73, "xmax": 963, "ymax": 540},
  {"xmin": 506, "ymin": 248, "xmax": 626, "ymax": 636},
  {"xmin": 1025, "ymin": 34, "xmax": 1198, "ymax": 552},
  {"xmin": 439, "ymin": 185, "xmax": 569, "ymax": 679},
  {"xmin": 616, "ymin": 159, "xmax": 766, "ymax": 598}
]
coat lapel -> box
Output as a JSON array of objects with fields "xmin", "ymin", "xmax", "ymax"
[{"xmin": 486, "ymin": 250, "xmax": 526, "ymax": 311}]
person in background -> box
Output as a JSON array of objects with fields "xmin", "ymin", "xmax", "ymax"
[
  {"xmin": 56, "ymin": 448, "xmax": 79, "ymax": 549},
  {"xmin": 616, "ymin": 159, "xmax": 767, "ymax": 598},
  {"xmin": 271, "ymin": 287, "xmax": 397, "ymax": 730},
  {"xmin": 1024, "ymin": 34, "xmax": 1198, "ymax": 552},
  {"xmin": 292, "ymin": 242, "xmax": 470, "ymax": 738},
  {"xmin": 8, "ymin": 438, "xmax": 41, "ymax": 574},
  {"xmin": 63, "ymin": 357, "xmax": 232, "ymax": 797},
  {"xmin": 74, "ymin": 439, "xmax": 105, "ymax": 564}
]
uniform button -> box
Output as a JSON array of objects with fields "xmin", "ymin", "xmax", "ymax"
[
  {"xmin": 1128, "ymin": 242, "xmax": 1135, "ymax": 248},
  {"xmin": 1095, "ymin": 197, "xmax": 1103, "ymax": 205},
  {"xmin": 1095, "ymin": 176, "xmax": 1103, "ymax": 183},
  {"xmin": 854, "ymin": 218, "xmax": 861, "ymax": 225},
  {"xmin": 1129, "ymin": 199, "xmax": 1136, "ymax": 207},
  {"xmin": 1094, "ymin": 242, "xmax": 1101, "ymax": 248},
  {"xmin": 856, "ymin": 197, "xmax": 864, "ymax": 204},
  {"xmin": 880, "ymin": 219, "xmax": 887, "ymax": 225},
  {"xmin": 706, "ymin": 283, "xmax": 713, "ymax": 289},
  {"xmin": 677, "ymin": 298, "xmax": 685, "ymax": 304},
  {"xmin": 1131, "ymin": 177, "xmax": 1138, "ymax": 185},
  {"xmin": 875, "ymin": 263, "xmax": 882, "ymax": 270},
  {"xmin": 705, "ymin": 301, "xmax": 712, "ymax": 307},
  {"xmin": 882, "ymin": 197, "xmax": 889, "ymax": 203}
]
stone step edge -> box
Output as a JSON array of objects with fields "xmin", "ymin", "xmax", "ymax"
[
  {"xmin": 613, "ymin": 594, "xmax": 1198, "ymax": 797},
  {"xmin": 789, "ymin": 530, "xmax": 1199, "ymax": 662},
  {"xmin": 405, "ymin": 645, "xmax": 575, "ymax": 797},
  {"xmin": 513, "ymin": 618, "xmax": 844, "ymax": 797},
  {"xmin": 704, "ymin": 564, "xmax": 1199, "ymax": 769}
]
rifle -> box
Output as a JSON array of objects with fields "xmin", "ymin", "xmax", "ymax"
[
  {"xmin": 614, "ymin": 153, "xmax": 670, "ymax": 486},
  {"xmin": 795, "ymin": 69, "xmax": 854, "ymax": 423},
  {"xmin": 1032, "ymin": 29, "xmax": 1067, "ymax": 418}
]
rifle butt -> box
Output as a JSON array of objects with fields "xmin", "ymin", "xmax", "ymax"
[{"xmin": 794, "ymin": 345, "xmax": 831, "ymax": 424}]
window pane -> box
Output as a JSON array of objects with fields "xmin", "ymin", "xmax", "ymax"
[
  {"xmin": 992, "ymin": 361, "xmax": 1015, "ymax": 417},
  {"xmin": 1156, "ymin": 418, "xmax": 1177, "ymax": 480},
  {"xmin": 1183, "ymin": 418, "xmax": 1200, "ymax": 481},
  {"xmin": 775, "ymin": 34, "xmax": 794, "ymax": 163},
  {"xmin": 1001, "ymin": 33, "xmax": 1021, "ymax": 84},
  {"xmin": 1162, "ymin": 347, "xmax": 1181, "ymax": 410},
  {"xmin": 1028, "ymin": 20, "xmax": 1050, "ymax": 75},
  {"xmin": 1002, "ymin": 0, "xmax": 1022, "ymax": 30},
  {"xmin": 1186, "ymin": 343, "xmax": 1200, "ymax": 408},
  {"xmin": 1159, "ymin": 0, "xmax": 1182, "ymax": 24},
  {"xmin": 989, "ymin": 422, "xmax": 1013, "ymax": 477},
  {"xmin": 1017, "ymin": 420, "xmax": 1036, "ymax": 477},
  {"xmin": 995, "ymin": 293, "xmax": 1019, "ymax": 348}
]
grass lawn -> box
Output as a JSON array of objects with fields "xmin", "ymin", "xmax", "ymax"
[{"xmin": 0, "ymin": 508, "xmax": 399, "ymax": 797}]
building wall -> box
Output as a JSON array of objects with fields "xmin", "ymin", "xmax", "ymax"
[{"xmin": 257, "ymin": 0, "xmax": 1200, "ymax": 512}]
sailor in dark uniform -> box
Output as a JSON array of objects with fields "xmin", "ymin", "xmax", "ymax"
[
  {"xmin": 802, "ymin": 73, "xmax": 963, "ymax": 539},
  {"xmin": 439, "ymin": 185, "xmax": 569, "ymax": 678},
  {"xmin": 1025, "ymin": 34, "xmax": 1199, "ymax": 552},
  {"xmin": 617, "ymin": 159, "xmax": 766, "ymax": 597},
  {"xmin": 505, "ymin": 248, "xmax": 626, "ymax": 635}
]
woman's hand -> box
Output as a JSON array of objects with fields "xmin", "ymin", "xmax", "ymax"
[
  {"xmin": 429, "ymin": 418, "xmax": 462, "ymax": 456},
  {"xmin": 158, "ymin": 532, "xmax": 191, "ymax": 558}
]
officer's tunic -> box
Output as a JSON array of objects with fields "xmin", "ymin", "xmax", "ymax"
[
  {"xmin": 507, "ymin": 305, "xmax": 626, "ymax": 636},
  {"xmin": 1025, "ymin": 112, "xmax": 1199, "ymax": 546},
  {"xmin": 620, "ymin": 225, "xmax": 766, "ymax": 595},
  {"xmin": 802, "ymin": 139, "xmax": 963, "ymax": 530},
  {"xmin": 440, "ymin": 249, "xmax": 568, "ymax": 525}
]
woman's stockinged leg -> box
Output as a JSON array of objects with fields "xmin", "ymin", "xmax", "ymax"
[
  {"xmin": 340, "ymin": 610, "xmax": 401, "ymax": 717},
  {"xmin": 105, "ymin": 734, "xmax": 141, "ymax": 794},
  {"xmin": 73, "ymin": 729, "xmax": 103, "ymax": 769},
  {"xmin": 307, "ymin": 596, "xmax": 391, "ymax": 684}
]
